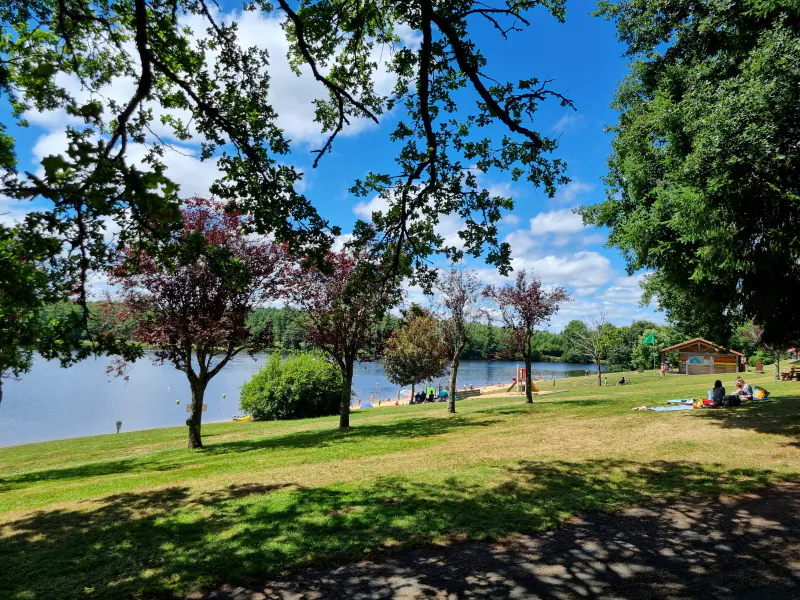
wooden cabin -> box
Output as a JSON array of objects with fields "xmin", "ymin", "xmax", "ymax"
[{"xmin": 660, "ymin": 338, "xmax": 745, "ymax": 375}]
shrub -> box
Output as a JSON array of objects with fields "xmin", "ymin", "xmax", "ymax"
[{"xmin": 239, "ymin": 353, "xmax": 343, "ymax": 421}]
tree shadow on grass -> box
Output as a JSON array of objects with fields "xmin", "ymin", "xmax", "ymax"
[
  {"xmin": 692, "ymin": 395, "xmax": 800, "ymax": 444},
  {"xmin": 201, "ymin": 414, "xmax": 499, "ymax": 456},
  {"xmin": 0, "ymin": 458, "xmax": 185, "ymax": 494},
  {"xmin": 1, "ymin": 458, "xmax": 794, "ymax": 600},
  {"xmin": 230, "ymin": 476, "xmax": 800, "ymax": 600},
  {"xmin": 474, "ymin": 398, "xmax": 610, "ymax": 417},
  {"xmin": 0, "ymin": 416, "xmax": 497, "ymax": 493}
]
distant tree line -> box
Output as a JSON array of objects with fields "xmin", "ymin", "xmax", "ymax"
[{"xmin": 45, "ymin": 301, "xmax": 760, "ymax": 371}]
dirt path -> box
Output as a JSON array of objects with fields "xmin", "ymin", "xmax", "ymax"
[{"xmin": 200, "ymin": 482, "xmax": 800, "ymax": 600}]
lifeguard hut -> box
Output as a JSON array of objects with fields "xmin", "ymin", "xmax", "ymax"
[{"xmin": 660, "ymin": 338, "xmax": 745, "ymax": 375}]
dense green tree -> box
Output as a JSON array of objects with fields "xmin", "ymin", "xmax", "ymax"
[
  {"xmin": 606, "ymin": 320, "xmax": 659, "ymax": 371},
  {"xmin": 560, "ymin": 320, "xmax": 590, "ymax": 364},
  {"xmin": 239, "ymin": 353, "xmax": 342, "ymax": 421},
  {"xmin": 582, "ymin": 0, "xmax": 800, "ymax": 349},
  {"xmin": 383, "ymin": 310, "xmax": 447, "ymax": 398},
  {"xmin": 629, "ymin": 326, "xmax": 680, "ymax": 372},
  {"xmin": 248, "ymin": 307, "xmax": 308, "ymax": 350}
]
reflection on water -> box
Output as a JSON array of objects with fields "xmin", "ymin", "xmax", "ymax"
[{"xmin": 0, "ymin": 353, "xmax": 599, "ymax": 447}]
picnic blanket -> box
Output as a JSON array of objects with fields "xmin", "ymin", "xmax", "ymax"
[{"xmin": 650, "ymin": 405, "xmax": 694, "ymax": 412}]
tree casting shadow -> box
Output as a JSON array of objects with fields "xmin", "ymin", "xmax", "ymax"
[{"xmin": 1, "ymin": 458, "xmax": 795, "ymax": 599}]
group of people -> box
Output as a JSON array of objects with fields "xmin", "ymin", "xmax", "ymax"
[
  {"xmin": 410, "ymin": 390, "xmax": 447, "ymax": 404},
  {"xmin": 706, "ymin": 377, "xmax": 754, "ymax": 407}
]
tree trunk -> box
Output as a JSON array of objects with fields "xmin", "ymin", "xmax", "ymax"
[
  {"xmin": 0, "ymin": 377, "xmax": 3, "ymax": 407},
  {"xmin": 186, "ymin": 377, "xmax": 207, "ymax": 449},
  {"xmin": 774, "ymin": 350, "xmax": 781, "ymax": 381},
  {"xmin": 525, "ymin": 353, "xmax": 533, "ymax": 403},
  {"xmin": 340, "ymin": 360, "xmax": 353, "ymax": 429},
  {"xmin": 448, "ymin": 354, "xmax": 459, "ymax": 414},
  {"xmin": 596, "ymin": 360, "xmax": 602, "ymax": 387}
]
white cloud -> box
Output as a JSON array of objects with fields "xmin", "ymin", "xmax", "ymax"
[
  {"xmin": 486, "ymin": 181, "xmax": 514, "ymax": 198},
  {"xmin": 517, "ymin": 252, "xmax": 613, "ymax": 288},
  {"xmin": 574, "ymin": 286, "xmax": 599, "ymax": 296},
  {"xmin": 553, "ymin": 180, "xmax": 595, "ymax": 206},
  {"xmin": 551, "ymin": 113, "xmax": 586, "ymax": 134},
  {"xmin": 503, "ymin": 229, "xmax": 538, "ymax": 256},
  {"xmin": 596, "ymin": 272, "xmax": 651, "ymax": 305},
  {"xmin": 529, "ymin": 209, "xmax": 585, "ymax": 236},
  {"xmin": 353, "ymin": 194, "xmax": 391, "ymax": 220},
  {"xmin": 0, "ymin": 195, "xmax": 32, "ymax": 227},
  {"xmin": 598, "ymin": 286, "xmax": 643, "ymax": 305},
  {"xmin": 476, "ymin": 251, "xmax": 613, "ymax": 291},
  {"xmin": 331, "ymin": 233, "xmax": 353, "ymax": 251},
  {"xmin": 501, "ymin": 214, "xmax": 519, "ymax": 226},
  {"xmin": 581, "ymin": 233, "xmax": 607, "ymax": 246},
  {"xmin": 614, "ymin": 272, "xmax": 650, "ymax": 289},
  {"xmin": 544, "ymin": 295, "xmax": 665, "ymax": 331}
]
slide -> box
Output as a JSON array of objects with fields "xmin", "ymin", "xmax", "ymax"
[{"xmin": 506, "ymin": 381, "xmax": 539, "ymax": 393}]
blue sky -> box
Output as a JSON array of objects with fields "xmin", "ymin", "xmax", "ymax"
[{"xmin": 0, "ymin": 1, "xmax": 665, "ymax": 331}]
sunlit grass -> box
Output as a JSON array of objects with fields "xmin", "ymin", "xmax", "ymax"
[{"xmin": 1, "ymin": 367, "xmax": 799, "ymax": 598}]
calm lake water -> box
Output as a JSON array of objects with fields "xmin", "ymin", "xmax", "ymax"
[{"xmin": 0, "ymin": 353, "xmax": 599, "ymax": 447}]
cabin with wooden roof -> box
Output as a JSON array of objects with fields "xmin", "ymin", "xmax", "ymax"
[{"xmin": 660, "ymin": 338, "xmax": 745, "ymax": 375}]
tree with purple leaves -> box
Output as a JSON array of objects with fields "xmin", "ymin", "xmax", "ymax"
[
  {"xmin": 289, "ymin": 250, "xmax": 399, "ymax": 429},
  {"xmin": 108, "ymin": 197, "xmax": 287, "ymax": 449},
  {"xmin": 484, "ymin": 271, "xmax": 570, "ymax": 403}
]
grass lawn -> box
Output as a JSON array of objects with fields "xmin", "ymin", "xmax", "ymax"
[{"xmin": 1, "ymin": 368, "xmax": 799, "ymax": 599}]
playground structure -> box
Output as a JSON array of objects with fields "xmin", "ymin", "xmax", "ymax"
[{"xmin": 512, "ymin": 366, "xmax": 539, "ymax": 395}]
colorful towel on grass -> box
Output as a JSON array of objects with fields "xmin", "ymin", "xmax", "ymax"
[{"xmin": 650, "ymin": 405, "xmax": 694, "ymax": 412}]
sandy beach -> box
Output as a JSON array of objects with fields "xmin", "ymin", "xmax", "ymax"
[{"xmin": 354, "ymin": 380, "xmax": 566, "ymax": 408}]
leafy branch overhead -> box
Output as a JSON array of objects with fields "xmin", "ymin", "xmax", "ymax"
[{"xmin": 1, "ymin": 0, "xmax": 574, "ymax": 298}]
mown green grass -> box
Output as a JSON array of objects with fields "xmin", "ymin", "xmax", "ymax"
[{"xmin": 1, "ymin": 368, "xmax": 799, "ymax": 599}]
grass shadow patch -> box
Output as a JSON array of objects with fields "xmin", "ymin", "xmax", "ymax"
[
  {"xmin": 202, "ymin": 415, "xmax": 499, "ymax": 456},
  {"xmin": 0, "ymin": 458, "xmax": 791, "ymax": 599}
]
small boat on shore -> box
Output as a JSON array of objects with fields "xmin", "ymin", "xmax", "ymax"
[{"xmin": 232, "ymin": 415, "xmax": 252, "ymax": 422}]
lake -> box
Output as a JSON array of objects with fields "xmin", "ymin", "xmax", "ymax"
[{"xmin": 0, "ymin": 353, "xmax": 600, "ymax": 447}]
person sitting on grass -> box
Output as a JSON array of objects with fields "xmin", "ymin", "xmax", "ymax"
[
  {"xmin": 734, "ymin": 377, "xmax": 753, "ymax": 400},
  {"xmin": 706, "ymin": 380, "xmax": 725, "ymax": 406}
]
